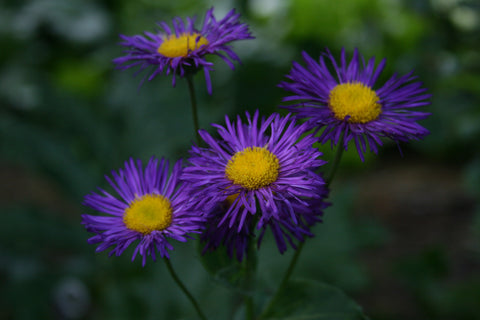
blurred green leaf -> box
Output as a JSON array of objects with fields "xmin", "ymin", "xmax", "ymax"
[
  {"xmin": 197, "ymin": 241, "xmax": 245, "ymax": 290},
  {"xmin": 53, "ymin": 58, "xmax": 106, "ymax": 98},
  {"xmin": 262, "ymin": 279, "xmax": 369, "ymax": 320}
]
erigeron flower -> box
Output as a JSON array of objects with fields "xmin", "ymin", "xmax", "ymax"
[
  {"xmin": 82, "ymin": 158, "xmax": 204, "ymax": 266},
  {"xmin": 279, "ymin": 48, "xmax": 431, "ymax": 161},
  {"xmin": 182, "ymin": 111, "xmax": 329, "ymax": 259},
  {"xmin": 113, "ymin": 7, "xmax": 253, "ymax": 94}
]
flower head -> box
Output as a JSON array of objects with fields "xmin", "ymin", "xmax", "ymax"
[
  {"xmin": 82, "ymin": 157, "xmax": 204, "ymax": 266},
  {"xmin": 279, "ymin": 48, "xmax": 431, "ymax": 161},
  {"xmin": 113, "ymin": 7, "xmax": 253, "ymax": 94},
  {"xmin": 182, "ymin": 111, "xmax": 329, "ymax": 259}
]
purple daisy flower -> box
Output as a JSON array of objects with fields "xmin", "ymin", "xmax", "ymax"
[
  {"xmin": 113, "ymin": 7, "xmax": 254, "ymax": 94},
  {"xmin": 82, "ymin": 157, "xmax": 204, "ymax": 266},
  {"xmin": 182, "ymin": 110, "xmax": 329, "ymax": 259},
  {"xmin": 279, "ymin": 48, "xmax": 431, "ymax": 161}
]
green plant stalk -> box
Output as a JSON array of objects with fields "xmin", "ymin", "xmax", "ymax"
[
  {"xmin": 244, "ymin": 233, "xmax": 257, "ymax": 320},
  {"xmin": 258, "ymin": 240, "xmax": 304, "ymax": 319},
  {"xmin": 186, "ymin": 75, "xmax": 201, "ymax": 145},
  {"xmin": 164, "ymin": 258, "xmax": 208, "ymax": 320},
  {"xmin": 258, "ymin": 132, "xmax": 345, "ymax": 319},
  {"xmin": 325, "ymin": 131, "xmax": 345, "ymax": 187}
]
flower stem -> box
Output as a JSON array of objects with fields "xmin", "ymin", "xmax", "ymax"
[
  {"xmin": 325, "ymin": 131, "xmax": 345, "ymax": 186},
  {"xmin": 258, "ymin": 241, "xmax": 304, "ymax": 319},
  {"xmin": 258, "ymin": 132, "xmax": 346, "ymax": 319},
  {"xmin": 164, "ymin": 258, "xmax": 208, "ymax": 320},
  {"xmin": 244, "ymin": 233, "xmax": 257, "ymax": 320},
  {"xmin": 186, "ymin": 75, "xmax": 201, "ymax": 145}
]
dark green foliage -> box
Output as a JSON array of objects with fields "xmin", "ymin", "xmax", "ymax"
[{"xmin": 262, "ymin": 279, "xmax": 368, "ymax": 320}]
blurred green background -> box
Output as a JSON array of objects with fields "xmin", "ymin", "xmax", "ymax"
[{"xmin": 1, "ymin": 0, "xmax": 479, "ymax": 319}]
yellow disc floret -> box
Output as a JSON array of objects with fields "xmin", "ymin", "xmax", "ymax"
[
  {"xmin": 157, "ymin": 33, "xmax": 209, "ymax": 58},
  {"xmin": 225, "ymin": 147, "xmax": 280, "ymax": 190},
  {"xmin": 329, "ymin": 82, "xmax": 382, "ymax": 123},
  {"xmin": 123, "ymin": 194, "xmax": 173, "ymax": 234}
]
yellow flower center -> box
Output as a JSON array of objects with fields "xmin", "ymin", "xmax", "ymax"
[
  {"xmin": 329, "ymin": 82, "xmax": 382, "ymax": 123},
  {"xmin": 123, "ymin": 194, "xmax": 173, "ymax": 234},
  {"xmin": 157, "ymin": 33, "xmax": 209, "ymax": 58},
  {"xmin": 225, "ymin": 147, "xmax": 280, "ymax": 190}
]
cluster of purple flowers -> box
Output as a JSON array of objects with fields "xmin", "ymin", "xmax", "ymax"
[
  {"xmin": 82, "ymin": 110, "xmax": 330, "ymax": 265},
  {"xmin": 82, "ymin": 8, "xmax": 431, "ymax": 265}
]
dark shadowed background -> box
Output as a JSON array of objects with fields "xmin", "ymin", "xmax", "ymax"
[{"xmin": 1, "ymin": 0, "xmax": 479, "ymax": 319}]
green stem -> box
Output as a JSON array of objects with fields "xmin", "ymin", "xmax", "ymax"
[
  {"xmin": 244, "ymin": 233, "xmax": 257, "ymax": 320},
  {"xmin": 325, "ymin": 131, "xmax": 345, "ymax": 186},
  {"xmin": 164, "ymin": 258, "xmax": 208, "ymax": 320},
  {"xmin": 258, "ymin": 241, "xmax": 304, "ymax": 319},
  {"xmin": 186, "ymin": 75, "xmax": 201, "ymax": 145},
  {"xmin": 258, "ymin": 133, "xmax": 346, "ymax": 319}
]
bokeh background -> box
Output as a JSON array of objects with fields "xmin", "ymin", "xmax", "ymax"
[{"xmin": 1, "ymin": 0, "xmax": 479, "ymax": 319}]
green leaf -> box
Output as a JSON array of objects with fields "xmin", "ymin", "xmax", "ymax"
[
  {"xmin": 262, "ymin": 279, "xmax": 369, "ymax": 320},
  {"xmin": 196, "ymin": 241, "xmax": 245, "ymax": 290}
]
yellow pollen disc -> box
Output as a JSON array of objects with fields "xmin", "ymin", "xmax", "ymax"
[
  {"xmin": 329, "ymin": 82, "xmax": 382, "ymax": 123},
  {"xmin": 123, "ymin": 194, "xmax": 173, "ymax": 234},
  {"xmin": 157, "ymin": 33, "xmax": 209, "ymax": 58},
  {"xmin": 225, "ymin": 147, "xmax": 280, "ymax": 190}
]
